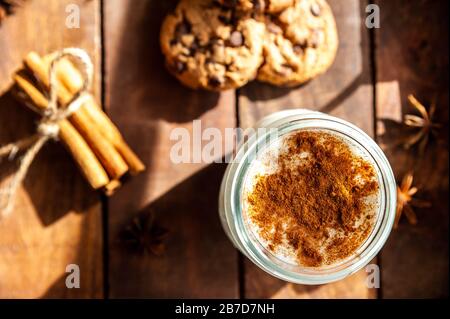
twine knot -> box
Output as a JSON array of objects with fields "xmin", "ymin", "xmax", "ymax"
[
  {"xmin": 37, "ymin": 120, "xmax": 60, "ymax": 139},
  {"xmin": 0, "ymin": 48, "xmax": 94, "ymax": 217}
]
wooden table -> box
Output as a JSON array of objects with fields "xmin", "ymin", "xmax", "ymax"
[{"xmin": 0, "ymin": 0, "xmax": 447, "ymax": 298}]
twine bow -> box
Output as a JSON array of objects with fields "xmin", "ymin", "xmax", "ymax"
[{"xmin": 0, "ymin": 48, "xmax": 93, "ymax": 217}]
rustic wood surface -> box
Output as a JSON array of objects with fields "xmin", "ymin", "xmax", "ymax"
[
  {"xmin": 0, "ymin": 0, "xmax": 103, "ymax": 298},
  {"xmin": 375, "ymin": 0, "xmax": 449, "ymax": 298},
  {"xmin": 239, "ymin": 0, "xmax": 376, "ymax": 299},
  {"xmin": 103, "ymin": 0, "xmax": 238, "ymax": 298},
  {"xmin": 0, "ymin": 0, "xmax": 447, "ymax": 298}
]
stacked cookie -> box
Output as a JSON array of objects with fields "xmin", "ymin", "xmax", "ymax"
[{"xmin": 160, "ymin": 0, "xmax": 338, "ymax": 91}]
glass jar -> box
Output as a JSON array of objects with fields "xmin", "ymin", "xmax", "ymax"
[{"xmin": 219, "ymin": 109, "xmax": 396, "ymax": 285}]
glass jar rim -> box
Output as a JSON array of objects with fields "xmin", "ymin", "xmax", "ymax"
[{"xmin": 222, "ymin": 110, "xmax": 396, "ymax": 284}]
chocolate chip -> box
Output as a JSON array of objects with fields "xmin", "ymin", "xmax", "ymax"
[
  {"xmin": 208, "ymin": 37, "xmax": 222, "ymax": 51},
  {"xmin": 252, "ymin": 0, "xmax": 263, "ymax": 11},
  {"xmin": 293, "ymin": 45, "xmax": 304, "ymax": 54},
  {"xmin": 210, "ymin": 36, "xmax": 222, "ymax": 44},
  {"xmin": 267, "ymin": 22, "xmax": 282, "ymax": 34},
  {"xmin": 222, "ymin": 0, "xmax": 238, "ymax": 7},
  {"xmin": 219, "ymin": 15, "xmax": 232, "ymax": 24},
  {"xmin": 293, "ymin": 41, "xmax": 307, "ymax": 54},
  {"xmin": 190, "ymin": 39, "xmax": 199, "ymax": 51},
  {"xmin": 175, "ymin": 21, "xmax": 191, "ymax": 38},
  {"xmin": 310, "ymin": 29, "xmax": 323, "ymax": 48},
  {"xmin": 229, "ymin": 31, "xmax": 243, "ymax": 47},
  {"xmin": 208, "ymin": 76, "xmax": 224, "ymax": 87},
  {"xmin": 171, "ymin": 60, "xmax": 186, "ymax": 74},
  {"xmin": 310, "ymin": 2, "xmax": 321, "ymax": 16}
]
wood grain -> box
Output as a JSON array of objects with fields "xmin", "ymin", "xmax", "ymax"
[
  {"xmin": 0, "ymin": 0, "xmax": 447, "ymax": 299},
  {"xmin": 103, "ymin": 0, "xmax": 238, "ymax": 298},
  {"xmin": 239, "ymin": 0, "xmax": 377, "ymax": 298},
  {"xmin": 0, "ymin": 0, "xmax": 103, "ymax": 298},
  {"xmin": 375, "ymin": 0, "xmax": 449, "ymax": 298}
]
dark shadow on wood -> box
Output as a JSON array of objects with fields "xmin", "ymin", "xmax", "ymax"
[
  {"xmin": 108, "ymin": 163, "xmax": 237, "ymax": 298},
  {"xmin": 240, "ymin": 80, "xmax": 310, "ymax": 102},
  {"xmin": 374, "ymin": 0, "xmax": 449, "ymax": 298},
  {"xmin": 320, "ymin": 74, "xmax": 365, "ymax": 113},
  {"xmin": 103, "ymin": 0, "xmax": 239, "ymax": 298},
  {"xmin": 243, "ymin": 260, "xmax": 319, "ymax": 298},
  {"xmin": 106, "ymin": 0, "xmax": 220, "ymax": 124},
  {"xmin": 240, "ymin": 0, "xmax": 374, "ymax": 117},
  {"xmin": 0, "ymin": 86, "xmax": 98, "ymax": 226},
  {"xmin": 41, "ymin": 212, "xmax": 103, "ymax": 299},
  {"xmin": 292, "ymin": 283, "xmax": 321, "ymax": 294}
]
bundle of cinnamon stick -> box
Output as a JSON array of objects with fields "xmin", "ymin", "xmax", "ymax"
[{"xmin": 12, "ymin": 51, "xmax": 145, "ymax": 195}]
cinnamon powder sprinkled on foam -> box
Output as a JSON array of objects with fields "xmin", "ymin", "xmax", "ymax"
[{"xmin": 246, "ymin": 130, "xmax": 379, "ymax": 267}]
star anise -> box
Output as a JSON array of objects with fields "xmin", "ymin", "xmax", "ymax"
[
  {"xmin": 395, "ymin": 172, "xmax": 431, "ymax": 228},
  {"xmin": 121, "ymin": 210, "xmax": 169, "ymax": 255},
  {"xmin": 403, "ymin": 94, "xmax": 441, "ymax": 154}
]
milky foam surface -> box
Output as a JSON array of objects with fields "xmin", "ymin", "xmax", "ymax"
[{"xmin": 242, "ymin": 129, "xmax": 381, "ymax": 267}]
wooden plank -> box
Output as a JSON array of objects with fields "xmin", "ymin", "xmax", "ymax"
[
  {"xmin": 0, "ymin": 0, "xmax": 103, "ymax": 298},
  {"xmin": 239, "ymin": 0, "xmax": 376, "ymax": 298},
  {"xmin": 375, "ymin": 0, "xmax": 449, "ymax": 298},
  {"xmin": 104, "ymin": 0, "xmax": 238, "ymax": 298}
]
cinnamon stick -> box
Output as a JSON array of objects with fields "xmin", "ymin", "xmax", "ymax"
[
  {"xmin": 13, "ymin": 74, "xmax": 110, "ymax": 190},
  {"xmin": 24, "ymin": 52, "xmax": 129, "ymax": 180},
  {"xmin": 104, "ymin": 179, "xmax": 122, "ymax": 196},
  {"xmin": 53, "ymin": 57, "xmax": 145, "ymax": 174}
]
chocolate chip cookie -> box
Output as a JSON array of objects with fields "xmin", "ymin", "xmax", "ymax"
[
  {"xmin": 257, "ymin": 0, "xmax": 338, "ymax": 87},
  {"xmin": 160, "ymin": 0, "xmax": 265, "ymax": 91},
  {"xmin": 215, "ymin": 0, "xmax": 294, "ymax": 13}
]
